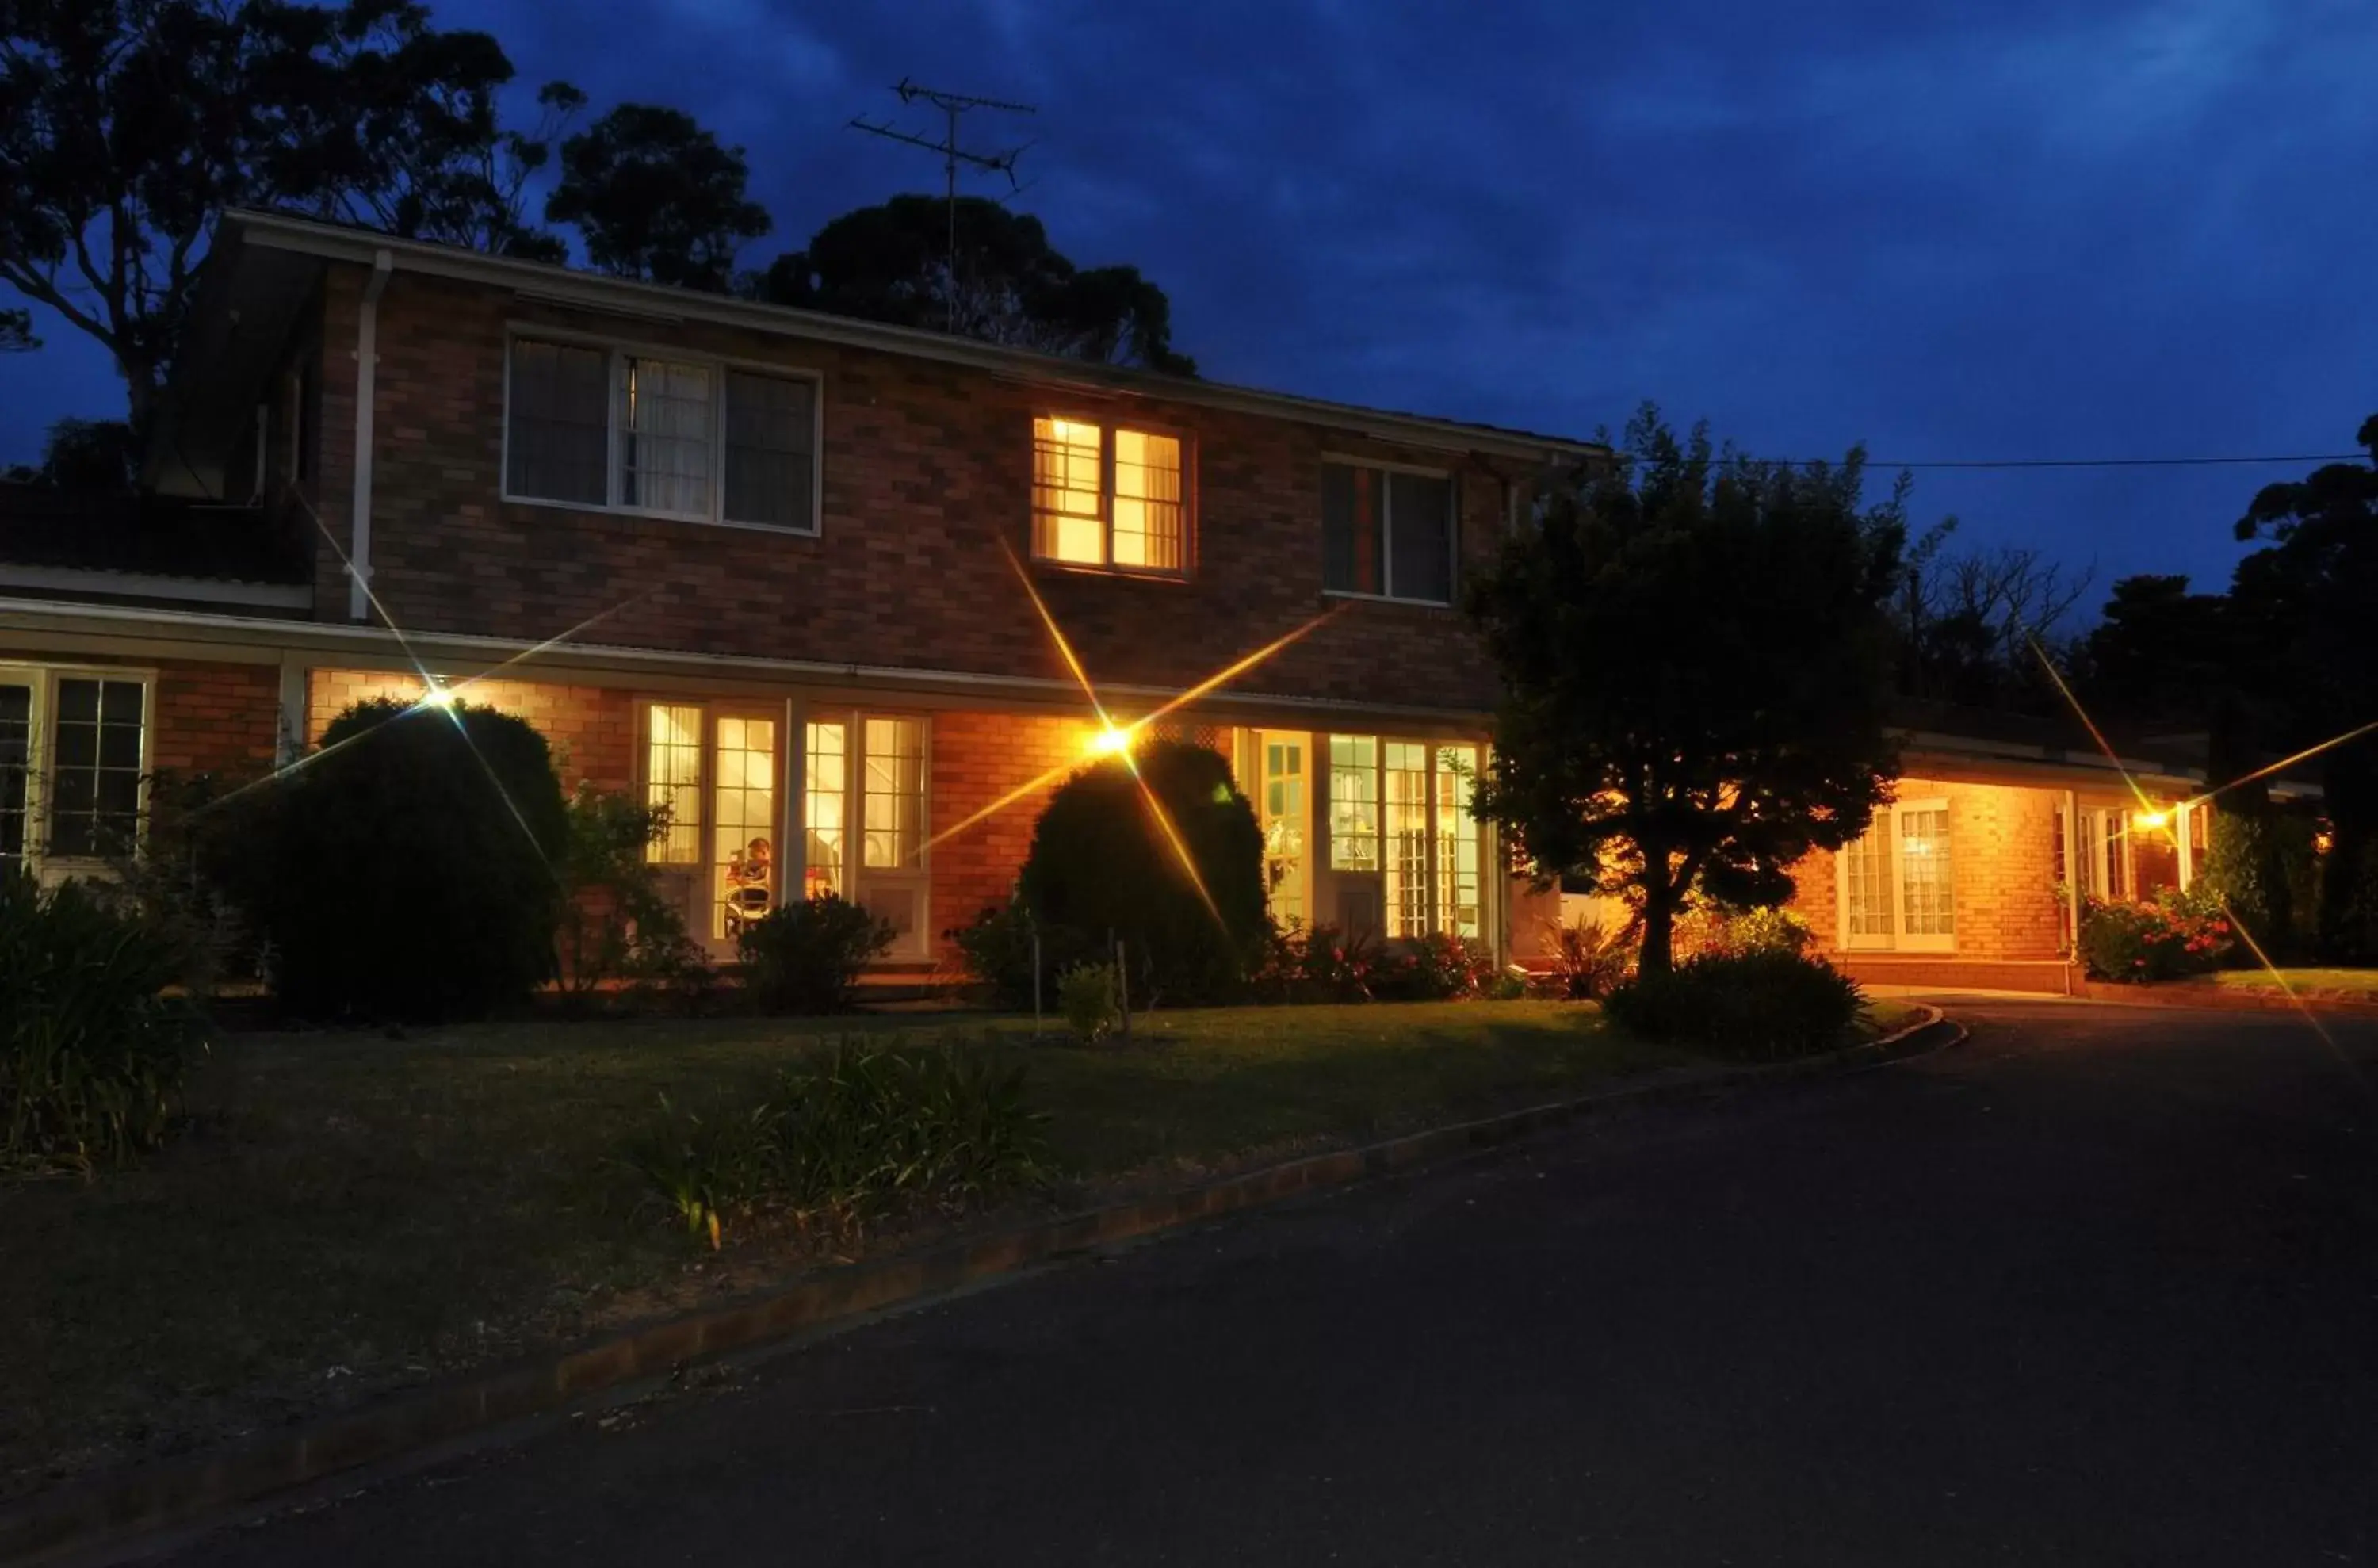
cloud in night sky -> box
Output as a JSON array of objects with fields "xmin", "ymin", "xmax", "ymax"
[{"xmin": 5, "ymin": 0, "xmax": 2373, "ymax": 599}]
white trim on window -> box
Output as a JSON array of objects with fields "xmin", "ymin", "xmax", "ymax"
[
  {"xmin": 0, "ymin": 660, "xmax": 158, "ymax": 881},
  {"xmin": 499, "ymin": 323, "xmax": 825, "ymax": 537},
  {"xmin": 1028, "ymin": 412, "xmax": 1195, "ymax": 579},
  {"xmin": 1319, "ymin": 453, "xmax": 1459, "ymax": 607},
  {"xmin": 1835, "ymin": 797, "xmax": 1955, "ymax": 954}
]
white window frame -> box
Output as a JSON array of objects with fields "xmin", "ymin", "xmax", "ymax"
[
  {"xmin": 0, "ymin": 660, "xmax": 157, "ymax": 881},
  {"xmin": 500, "ymin": 323, "xmax": 825, "ymax": 536},
  {"xmin": 1028, "ymin": 413, "xmax": 1195, "ymax": 578},
  {"xmin": 1837, "ymin": 797, "xmax": 1955, "ymax": 954},
  {"xmin": 1318, "ymin": 731, "xmax": 1485, "ymax": 941},
  {"xmin": 1320, "ymin": 454, "xmax": 1459, "ymax": 608}
]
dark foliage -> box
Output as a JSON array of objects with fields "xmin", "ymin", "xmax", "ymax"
[
  {"xmin": 547, "ymin": 103, "xmax": 769, "ymax": 290},
  {"xmin": 553, "ymin": 784, "xmax": 701, "ymax": 995},
  {"xmin": 736, "ymin": 896, "xmax": 895, "ymax": 1015},
  {"xmin": 1017, "ymin": 740, "xmax": 1267, "ymax": 1004},
  {"xmin": 1602, "ymin": 949, "xmax": 1864, "ymax": 1059},
  {"xmin": 218, "ymin": 698, "xmax": 567, "ymax": 1022},
  {"xmin": 1467, "ymin": 404, "xmax": 1905, "ymax": 973},
  {"xmin": 1249, "ymin": 921, "xmax": 1380, "ymax": 1004},
  {"xmin": 744, "ymin": 195, "xmax": 1195, "ymax": 374},
  {"xmin": 1, "ymin": 871, "xmax": 206, "ymax": 1175},
  {"xmin": 1367, "ymin": 933, "xmax": 1498, "ymax": 1002}
]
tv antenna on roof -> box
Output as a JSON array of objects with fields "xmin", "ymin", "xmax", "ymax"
[{"xmin": 848, "ymin": 79, "xmax": 1039, "ymax": 333}]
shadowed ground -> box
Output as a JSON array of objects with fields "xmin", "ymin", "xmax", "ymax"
[{"xmin": 165, "ymin": 1001, "xmax": 2378, "ymax": 1566}]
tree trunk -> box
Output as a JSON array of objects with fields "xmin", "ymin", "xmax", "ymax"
[
  {"xmin": 119, "ymin": 357, "xmax": 159, "ymax": 450},
  {"xmin": 1638, "ymin": 883, "xmax": 1676, "ymax": 977}
]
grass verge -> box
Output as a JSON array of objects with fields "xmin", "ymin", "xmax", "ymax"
[{"xmin": 2209, "ymin": 967, "xmax": 2378, "ymax": 1000}]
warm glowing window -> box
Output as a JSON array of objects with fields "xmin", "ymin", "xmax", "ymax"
[
  {"xmin": 803, "ymin": 720, "xmax": 847, "ymax": 898},
  {"xmin": 709, "ymin": 716, "xmax": 777, "ymax": 939},
  {"xmin": 1322, "ymin": 461, "xmax": 1455, "ymax": 604},
  {"xmin": 644, "ymin": 703, "xmax": 702, "ymax": 864},
  {"xmin": 507, "ymin": 336, "xmax": 817, "ymax": 531},
  {"xmin": 1840, "ymin": 800, "xmax": 1952, "ymax": 951},
  {"xmin": 1328, "ymin": 734, "xmax": 1379, "ymax": 871},
  {"xmin": 1323, "ymin": 733, "xmax": 1485, "ymax": 940},
  {"xmin": 862, "ymin": 717, "xmax": 925, "ymax": 869},
  {"xmin": 1031, "ymin": 416, "xmax": 1187, "ymax": 573}
]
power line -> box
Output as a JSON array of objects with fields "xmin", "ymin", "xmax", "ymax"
[
  {"xmin": 848, "ymin": 79, "xmax": 1038, "ymax": 335},
  {"xmin": 1793, "ymin": 452, "xmax": 2368, "ymax": 472}
]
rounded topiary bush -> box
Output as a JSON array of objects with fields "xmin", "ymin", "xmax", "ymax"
[
  {"xmin": 223, "ymin": 698, "xmax": 568, "ymax": 1022},
  {"xmin": 1018, "ymin": 739, "xmax": 1267, "ymax": 1004},
  {"xmin": 1602, "ymin": 949, "xmax": 1863, "ymax": 1059}
]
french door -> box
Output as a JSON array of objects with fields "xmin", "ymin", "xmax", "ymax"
[
  {"xmin": 1840, "ymin": 798, "xmax": 1954, "ymax": 952},
  {"xmin": 1252, "ymin": 729, "xmax": 1310, "ymax": 927},
  {"xmin": 643, "ymin": 702, "xmax": 781, "ymax": 953},
  {"xmin": 802, "ymin": 713, "xmax": 931, "ymax": 961}
]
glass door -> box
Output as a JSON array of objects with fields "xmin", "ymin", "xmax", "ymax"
[
  {"xmin": 1839, "ymin": 799, "xmax": 1954, "ymax": 952},
  {"xmin": 709, "ymin": 711, "xmax": 778, "ymax": 943},
  {"xmin": 800, "ymin": 712, "xmax": 930, "ymax": 960},
  {"xmin": 1255, "ymin": 730, "xmax": 1309, "ymax": 927}
]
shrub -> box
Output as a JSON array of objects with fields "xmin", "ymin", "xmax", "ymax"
[
  {"xmin": 219, "ymin": 698, "xmax": 568, "ymax": 1022},
  {"xmin": 97, "ymin": 770, "xmax": 262, "ymax": 998},
  {"xmin": 737, "ymin": 897, "xmax": 896, "ymax": 1015},
  {"xmin": 1603, "ymin": 949, "xmax": 1864, "ymax": 1059},
  {"xmin": 625, "ymin": 1036, "xmax": 1047, "ymax": 1245},
  {"xmin": 1056, "ymin": 961, "xmax": 1121, "ymax": 1041},
  {"xmin": 1251, "ymin": 920, "xmax": 1379, "ymax": 1004},
  {"xmin": 2202, "ymin": 808, "xmax": 2320, "ymax": 960},
  {"xmin": 1541, "ymin": 914, "xmax": 1635, "ymax": 999},
  {"xmin": 2077, "ymin": 892, "xmax": 2234, "ymax": 981},
  {"xmin": 555, "ymin": 785, "xmax": 702, "ymax": 995},
  {"xmin": 1018, "ymin": 740, "xmax": 1268, "ymax": 1004},
  {"xmin": 1, "ymin": 872, "xmax": 206, "ymax": 1176},
  {"xmin": 1370, "ymin": 931, "xmax": 1497, "ymax": 1001},
  {"xmin": 1675, "ymin": 902, "xmax": 1813, "ymax": 960},
  {"xmin": 948, "ymin": 894, "xmax": 1103, "ymax": 1012}
]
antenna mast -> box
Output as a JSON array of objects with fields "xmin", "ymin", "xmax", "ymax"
[{"xmin": 848, "ymin": 79, "xmax": 1038, "ymax": 333}]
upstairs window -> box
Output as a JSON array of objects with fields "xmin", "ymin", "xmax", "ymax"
[
  {"xmin": 1322, "ymin": 461, "xmax": 1455, "ymax": 605},
  {"xmin": 506, "ymin": 335, "xmax": 818, "ymax": 532},
  {"xmin": 1031, "ymin": 416, "xmax": 1187, "ymax": 574}
]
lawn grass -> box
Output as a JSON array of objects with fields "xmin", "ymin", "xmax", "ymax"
[
  {"xmin": 2209, "ymin": 967, "xmax": 2378, "ymax": 999},
  {"xmin": 0, "ymin": 1000, "xmax": 1681, "ymax": 1497},
  {"xmin": 0, "ymin": 993, "xmax": 1925, "ymax": 1497}
]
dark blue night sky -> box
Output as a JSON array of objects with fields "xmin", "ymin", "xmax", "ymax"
[{"xmin": 6, "ymin": 0, "xmax": 2374, "ymax": 601}]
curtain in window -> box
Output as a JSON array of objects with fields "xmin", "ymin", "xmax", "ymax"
[
  {"xmin": 1386, "ymin": 472, "xmax": 1453, "ymax": 603},
  {"xmin": 1322, "ymin": 465, "xmax": 1383, "ymax": 594},
  {"xmin": 48, "ymin": 679, "xmax": 142, "ymax": 858},
  {"xmin": 618, "ymin": 357, "xmax": 713, "ymax": 514},
  {"xmin": 1111, "ymin": 430, "xmax": 1183, "ymax": 571},
  {"xmin": 724, "ymin": 371, "xmax": 815, "ymax": 529},
  {"xmin": 507, "ymin": 339, "xmax": 608, "ymax": 504}
]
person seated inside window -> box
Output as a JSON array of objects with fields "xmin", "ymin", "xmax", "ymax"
[{"xmin": 728, "ymin": 836, "xmax": 772, "ymax": 886}]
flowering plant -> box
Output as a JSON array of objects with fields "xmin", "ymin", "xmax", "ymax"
[{"xmin": 2077, "ymin": 890, "xmax": 2235, "ymax": 981}]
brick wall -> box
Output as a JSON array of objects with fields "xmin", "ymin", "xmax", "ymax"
[
  {"xmin": 151, "ymin": 660, "xmax": 281, "ymax": 782},
  {"xmin": 309, "ymin": 265, "xmax": 1534, "ymax": 715},
  {"xmin": 1793, "ymin": 774, "xmax": 2065, "ymax": 962},
  {"xmin": 927, "ymin": 709, "xmax": 1103, "ymax": 959},
  {"xmin": 305, "ymin": 668, "xmax": 636, "ymax": 793}
]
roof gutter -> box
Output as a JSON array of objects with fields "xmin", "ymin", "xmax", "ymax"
[{"xmin": 346, "ymin": 249, "xmax": 393, "ymax": 621}]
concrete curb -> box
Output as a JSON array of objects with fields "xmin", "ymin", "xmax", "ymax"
[
  {"xmin": 2072, "ymin": 980, "xmax": 2378, "ymax": 1017},
  {"xmin": 1, "ymin": 1006, "xmax": 1956, "ymax": 1567}
]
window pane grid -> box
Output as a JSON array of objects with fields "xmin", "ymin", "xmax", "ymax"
[
  {"xmin": 48, "ymin": 679, "xmax": 142, "ymax": 859},
  {"xmin": 1435, "ymin": 745, "xmax": 1481, "ymax": 939},
  {"xmin": 1328, "ymin": 734, "xmax": 1378, "ymax": 871},
  {"xmin": 0, "ymin": 683, "xmax": 31, "ymax": 871},
  {"xmin": 644, "ymin": 704, "xmax": 702, "ymax": 864},
  {"xmin": 618, "ymin": 357, "xmax": 713, "ymax": 515},
  {"xmin": 1844, "ymin": 827, "xmax": 1892, "ymax": 937},
  {"xmin": 507, "ymin": 339, "xmax": 608, "ymax": 504},
  {"xmin": 1898, "ymin": 807, "xmax": 1952, "ymax": 935},
  {"xmin": 1032, "ymin": 417, "xmax": 1105, "ymax": 565},
  {"xmin": 804, "ymin": 721, "xmax": 847, "ymax": 898},
  {"xmin": 862, "ymin": 717, "xmax": 924, "ymax": 869},
  {"xmin": 710, "ymin": 717, "xmax": 776, "ymax": 939},
  {"xmin": 1382, "ymin": 741, "xmax": 1431, "ymax": 938},
  {"xmin": 1325, "ymin": 464, "xmax": 1453, "ymax": 604}
]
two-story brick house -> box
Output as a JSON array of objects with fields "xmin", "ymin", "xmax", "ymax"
[{"xmin": 0, "ymin": 210, "xmax": 2256, "ymax": 992}]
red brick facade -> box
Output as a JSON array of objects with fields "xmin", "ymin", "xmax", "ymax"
[
  {"xmin": 304, "ymin": 266, "xmax": 1527, "ymax": 715},
  {"xmin": 304, "ymin": 669, "xmax": 636, "ymax": 794},
  {"xmin": 150, "ymin": 660, "xmax": 282, "ymax": 782}
]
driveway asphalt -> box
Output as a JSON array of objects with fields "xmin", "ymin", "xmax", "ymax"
[{"xmin": 158, "ymin": 1001, "xmax": 2378, "ymax": 1566}]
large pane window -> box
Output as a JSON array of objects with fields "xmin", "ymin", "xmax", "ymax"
[
  {"xmin": 1328, "ymin": 734, "xmax": 1379, "ymax": 870},
  {"xmin": 1323, "ymin": 462, "xmax": 1455, "ymax": 603},
  {"xmin": 507, "ymin": 337, "xmax": 816, "ymax": 530},
  {"xmin": 1383, "ymin": 740, "xmax": 1432, "ymax": 937},
  {"xmin": 862, "ymin": 717, "xmax": 925, "ymax": 869},
  {"xmin": 644, "ymin": 703, "xmax": 702, "ymax": 865},
  {"xmin": 711, "ymin": 716, "xmax": 778, "ymax": 939},
  {"xmin": 1839, "ymin": 800, "xmax": 1953, "ymax": 951},
  {"xmin": 1030, "ymin": 416, "xmax": 1187, "ymax": 574},
  {"xmin": 1434, "ymin": 745, "xmax": 1481, "ymax": 939},
  {"xmin": 48, "ymin": 679, "xmax": 143, "ymax": 858},
  {"xmin": 803, "ymin": 720, "xmax": 847, "ymax": 898}
]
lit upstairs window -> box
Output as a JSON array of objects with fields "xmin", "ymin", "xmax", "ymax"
[{"xmin": 1031, "ymin": 415, "xmax": 1187, "ymax": 574}]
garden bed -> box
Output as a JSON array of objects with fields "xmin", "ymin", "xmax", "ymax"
[{"xmin": 0, "ymin": 996, "xmax": 1917, "ymax": 1501}]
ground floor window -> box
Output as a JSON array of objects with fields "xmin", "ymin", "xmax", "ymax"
[
  {"xmin": 639, "ymin": 702, "xmax": 929, "ymax": 956},
  {"xmin": 1839, "ymin": 798, "xmax": 1954, "ymax": 952},
  {"xmin": 0, "ymin": 663, "xmax": 152, "ymax": 879},
  {"xmin": 1274, "ymin": 729, "xmax": 1483, "ymax": 941}
]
